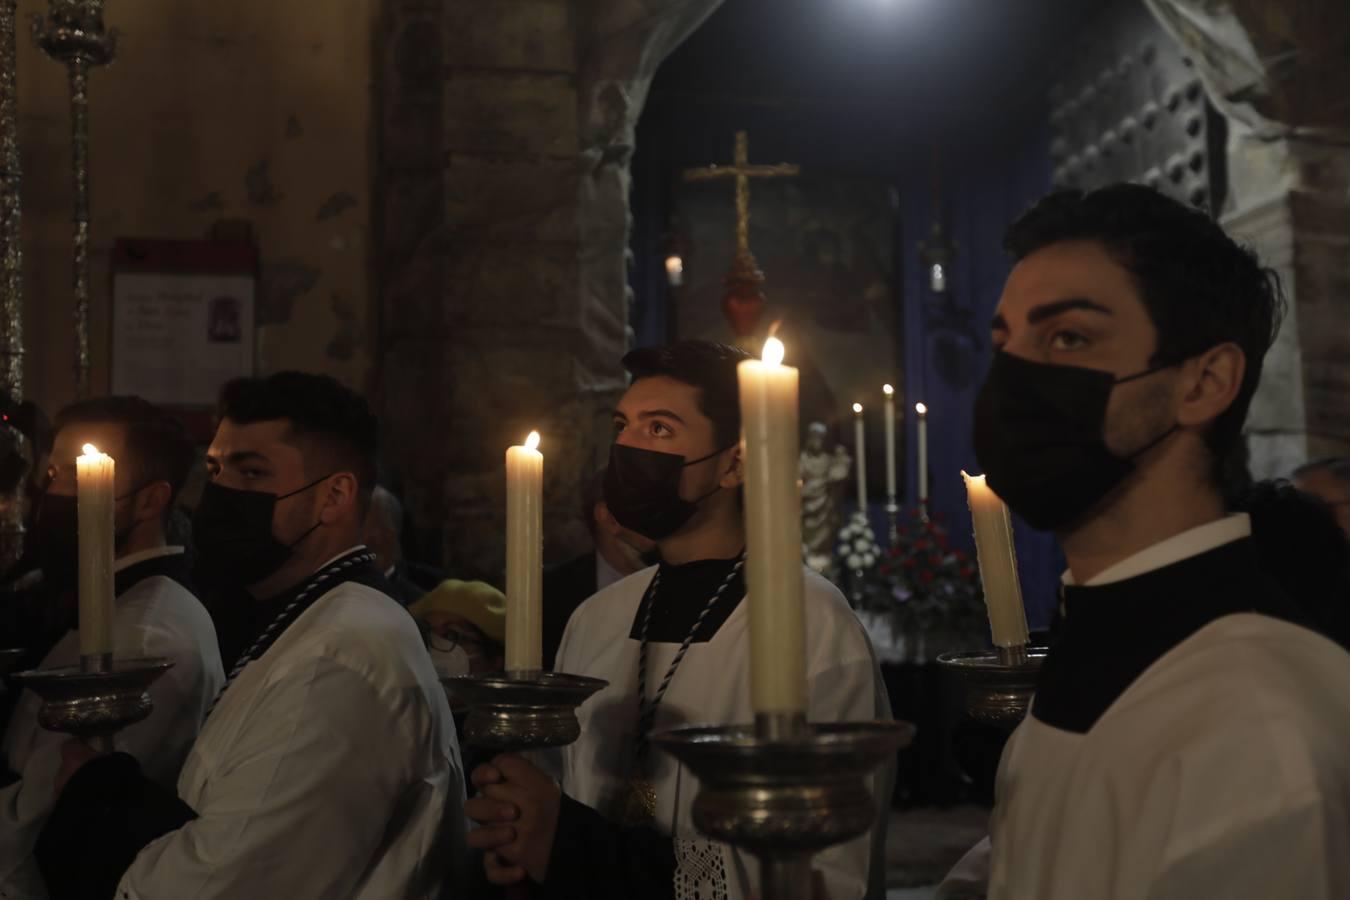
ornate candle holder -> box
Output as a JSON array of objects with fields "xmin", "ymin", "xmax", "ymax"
[
  {"xmin": 937, "ymin": 646, "xmax": 1046, "ymax": 730},
  {"xmin": 441, "ymin": 670, "xmax": 608, "ymax": 751},
  {"xmin": 12, "ymin": 656, "xmax": 172, "ymax": 752},
  {"xmin": 654, "ymin": 716, "xmax": 913, "ymax": 900},
  {"xmin": 33, "ymin": 0, "xmax": 116, "ymax": 398}
]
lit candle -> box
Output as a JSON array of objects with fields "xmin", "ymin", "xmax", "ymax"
[
  {"xmin": 916, "ymin": 403, "xmax": 929, "ymax": 506},
  {"xmin": 77, "ymin": 443, "xmax": 115, "ymax": 663},
  {"xmin": 961, "ymin": 472, "xmax": 1028, "ymax": 648},
  {"xmin": 882, "ymin": 385, "xmax": 897, "ymax": 501},
  {"xmin": 738, "ymin": 337, "xmax": 807, "ymax": 715},
  {"xmin": 852, "ymin": 403, "xmax": 867, "ymax": 512},
  {"xmin": 505, "ymin": 431, "xmax": 543, "ymax": 671}
]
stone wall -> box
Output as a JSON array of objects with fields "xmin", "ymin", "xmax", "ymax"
[
  {"xmin": 379, "ymin": 0, "xmax": 720, "ymax": 581},
  {"xmin": 1146, "ymin": 0, "xmax": 1350, "ymax": 477},
  {"xmin": 18, "ymin": 0, "xmax": 382, "ymax": 415}
]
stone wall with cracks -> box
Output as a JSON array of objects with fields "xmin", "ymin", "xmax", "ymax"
[{"xmin": 17, "ymin": 0, "xmax": 382, "ymax": 415}]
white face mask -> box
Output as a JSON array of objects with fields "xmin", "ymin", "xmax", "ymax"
[{"xmin": 427, "ymin": 635, "xmax": 472, "ymax": 679}]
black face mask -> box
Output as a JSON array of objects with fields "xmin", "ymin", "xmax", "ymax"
[
  {"xmin": 973, "ymin": 352, "xmax": 1178, "ymax": 532},
  {"xmin": 604, "ymin": 443, "xmax": 732, "ymax": 541},
  {"xmin": 192, "ymin": 476, "xmax": 329, "ymax": 588},
  {"xmin": 30, "ymin": 486, "xmax": 147, "ymax": 586}
]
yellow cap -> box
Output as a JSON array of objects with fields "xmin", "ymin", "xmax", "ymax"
[{"xmin": 408, "ymin": 579, "xmax": 508, "ymax": 644}]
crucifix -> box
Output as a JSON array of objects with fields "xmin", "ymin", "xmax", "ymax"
[{"xmin": 683, "ymin": 131, "xmax": 800, "ymax": 339}]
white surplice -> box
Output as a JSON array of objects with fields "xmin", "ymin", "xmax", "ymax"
[
  {"xmin": 0, "ymin": 547, "xmax": 224, "ymax": 899},
  {"xmin": 556, "ymin": 565, "xmax": 892, "ymax": 900},
  {"xmin": 940, "ymin": 515, "xmax": 1350, "ymax": 900},
  {"xmin": 116, "ymin": 577, "xmax": 466, "ymax": 900}
]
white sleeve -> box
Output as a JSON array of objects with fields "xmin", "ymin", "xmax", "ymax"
[
  {"xmin": 936, "ymin": 836, "xmax": 990, "ymax": 899},
  {"xmin": 112, "ymin": 620, "xmax": 223, "ymax": 790},
  {"xmin": 115, "ymin": 656, "xmax": 429, "ymax": 900},
  {"xmin": 806, "ymin": 654, "xmax": 888, "ymax": 900}
]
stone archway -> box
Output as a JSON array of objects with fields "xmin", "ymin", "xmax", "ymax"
[{"xmin": 376, "ymin": 0, "xmax": 722, "ymax": 579}]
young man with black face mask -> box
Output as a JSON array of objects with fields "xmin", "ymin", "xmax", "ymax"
[
  {"xmin": 0, "ymin": 396, "xmax": 223, "ymax": 898},
  {"xmin": 466, "ymin": 340, "xmax": 892, "ymax": 900},
  {"xmin": 939, "ymin": 185, "xmax": 1350, "ymax": 900},
  {"xmin": 34, "ymin": 372, "xmax": 466, "ymax": 900}
]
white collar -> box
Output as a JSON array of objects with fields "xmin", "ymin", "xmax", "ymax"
[
  {"xmin": 595, "ymin": 551, "xmax": 625, "ymax": 592},
  {"xmin": 316, "ymin": 545, "xmax": 370, "ymax": 573},
  {"xmin": 114, "ymin": 545, "xmax": 186, "ymax": 573},
  {"xmin": 1063, "ymin": 513, "xmax": 1252, "ymax": 587}
]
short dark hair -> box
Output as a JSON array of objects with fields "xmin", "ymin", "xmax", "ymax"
[
  {"xmin": 1004, "ymin": 184, "xmax": 1284, "ymax": 464},
  {"xmin": 218, "ymin": 372, "xmax": 378, "ymax": 509},
  {"xmin": 1293, "ymin": 457, "xmax": 1350, "ymax": 486},
  {"xmin": 54, "ymin": 396, "xmax": 196, "ymax": 509},
  {"xmin": 621, "ymin": 340, "xmax": 752, "ymax": 448}
]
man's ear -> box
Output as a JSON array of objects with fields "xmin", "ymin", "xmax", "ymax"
[
  {"xmin": 134, "ymin": 482, "xmax": 173, "ymax": 526},
  {"xmin": 319, "ymin": 472, "xmax": 359, "ymax": 524},
  {"xmin": 719, "ymin": 443, "xmax": 745, "ymax": 489},
  {"xmin": 1176, "ymin": 342, "xmax": 1246, "ymax": 430}
]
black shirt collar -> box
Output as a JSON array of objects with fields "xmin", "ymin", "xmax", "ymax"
[
  {"xmin": 628, "ymin": 555, "xmax": 747, "ymax": 644},
  {"xmin": 114, "ymin": 550, "xmax": 194, "ymax": 598},
  {"xmin": 1031, "ymin": 538, "xmax": 1307, "ymax": 734}
]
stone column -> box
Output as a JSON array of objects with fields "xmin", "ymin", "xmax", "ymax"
[
  {"xmin": 378, "ymin": 0, "xmax": 720, "ymax": 581},
  {"xmin": 1145, "ymin": 0, "xmax": 1350, "ymax": 477}
]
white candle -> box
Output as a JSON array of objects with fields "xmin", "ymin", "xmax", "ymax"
[
  {"xmin": 505, "ymin": 431, "xmax": 543, "ymax": 671},
  {"xmin": 916, "ymin": 403, "xmax": 929, "ymax": 506},
  {"xmin": 77, "ymin": 443, "xmax": 115, "ymax": 661},
  {"xmin": 882, "ymin": 385, "xmax": 897, "ymax": 500},
  {"xmin": 852, "ymin": 403, "xmax": 867, "ymax": 512},
  {"xmin": 738, "ymin": 337, "xmax": 807, "ymax": 715},
  {"xmin": 962, "ymin": 472, "xmax": 1028, "ymax": 648}
]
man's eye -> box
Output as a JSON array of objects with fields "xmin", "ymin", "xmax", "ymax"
[
  {"xmin": 1049, "ymin": 330, "xmax": 1088, "ymax": 351},
  {"xmin": 242, "ymin": 469, "xmax": 266, "ymax": 479},
  {"xmin": 650, "ymin": 421, "xmax": 670, "ymax": 436},
  {"xmin": 612, "ymin": 420, "xmax": 625, "ymax": 436}
]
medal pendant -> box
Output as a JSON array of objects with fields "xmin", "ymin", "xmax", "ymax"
[{"xmin": 618, "ymin": 774, "xmax": 657, "ymax": 826}]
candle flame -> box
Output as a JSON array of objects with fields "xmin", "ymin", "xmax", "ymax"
[
  {"xmin": 852, "ymin": 402, "xmax": 863, "ymax": 414},
  {"xmin": 883, "ymin": 384, "xmax": 894, "ymax": 396},
  {"xmin": 525, "ymin": 431, "xmax": 540, "ymax": 451},
  {"xmin": 762, "ymin": 336, "xmax": 785, "ymax": 366},
  {"xmin": 915, "ymin": 402, "xmax": 928, "ymax": 415},
  {"xmin": 81, "ymin": 443, "xmax": 100, "ymax": 457},
  {"xmin": 961, "ymin": 470, "xmax": 985, "ymax": 486}
]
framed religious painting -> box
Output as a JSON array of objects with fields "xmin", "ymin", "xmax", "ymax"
[{"xmin": 110, "ymin": 238, "xmax": 258, "ymax": 440}]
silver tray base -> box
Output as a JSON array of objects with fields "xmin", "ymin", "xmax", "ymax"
[
  {"xmin": 937, "ymin": 648, "xmax": 1047, "ymax": 729},
  {"xmin": 653, "ymin": 720, "xmax": 914, "ymax": 860},
  {"xmin": 12, "ymin": 656, "xmax": 174, "ymax": 746},
  {"xmin": 441, "ymin": 670, "xmax": 608, "ymax": 750}
]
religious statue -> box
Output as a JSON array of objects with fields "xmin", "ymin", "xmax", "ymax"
[{"xmin": 799, "ymin": 422, "xmax": 851, "ymax": 574}]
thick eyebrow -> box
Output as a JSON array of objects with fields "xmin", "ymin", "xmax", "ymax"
[
  {"xmin": 1025, "ymin": 298, "xmax": 1113, "ymax": 325},
  {"xmin": 208, "ymin": 450, "xmax": 272, "ymax": 467},
  {"xmin": 636, "ymin": 408, "xmax": 686, "ymax": 425}
]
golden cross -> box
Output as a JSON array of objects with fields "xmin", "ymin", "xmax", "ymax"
[{"xmin": 684, "ymin": 131, "xmax": 800, "ymax": 258}]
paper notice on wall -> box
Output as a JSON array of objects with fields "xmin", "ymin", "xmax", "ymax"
[{"xmin": 112, "ymin": 271, "xmax": 256, "ymax": 406}]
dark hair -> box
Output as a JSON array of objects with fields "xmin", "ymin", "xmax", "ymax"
[
  {"xmin": 1004, "ymin": 184, "xmax": 1284, "ymax": 477},
  {"xmin": 1237, "ymin": 479, "xmax": 1350, "ymax": 650},
  {"xmin": 1292, "ymin": 457, "xmax": 1350, "ymax": 486},
  {"xmin": 621, "ymin": 341, "xmax": 752, "ymax": 448},
  {"xmin": 218, "ymin": 372, "xmax": 378, "ymax": 508},
  {"xmin": 54, "ymin": 396, "xmax": 196, "ymax": 510}
]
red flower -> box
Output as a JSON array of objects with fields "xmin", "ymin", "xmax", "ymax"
[
  {"xmin": 914, "ymin": 538, "xmax": 930, "ymax": 552},
  {"xmin": 959, "ymin": 565, "xmax": 975, "ymax": 579},
  {"xmin": 901, "ymin": 557, "xmax": 918, "ymax": 570},
  {"xmin": 927, "ymin": 554, "xmax": 942, "ymax": 568},
  {"xmin": 936, "ymin": 534, "xmax": 950, "ymax": 550},
  {"xmin": 919, "ymin": 570, "xmax": 935, "ymax": 584},
  {"xmin": 953, "ymin": 550, "xmax": 968, "ymax": 562},
  {"xmin": 879, "ymin": 563, "xmax": 892, "ymax": 575}
]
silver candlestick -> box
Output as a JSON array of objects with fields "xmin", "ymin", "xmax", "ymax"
[
  {"xmin": 884, "ymin": 499, "xmax": 899, "ymax": 548},
  {"xmin": 441, "ymin": 670, "xmax": 608, "ymax": 751},
  {"xmin": 654, "ymin": 714, "xmax": 913, "ymax": 900},
  {"xmin": 33, "ymin": 0, "xmax": 116, "ymax": 398},
  {"xmin": 937, "ymin": 646, "xmax": 1046, "ymax": 729},
  {"xmin": 12, "ymin": 656, "xmax": 172, "ymax": 752}
]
